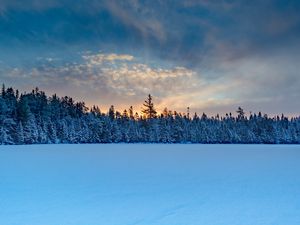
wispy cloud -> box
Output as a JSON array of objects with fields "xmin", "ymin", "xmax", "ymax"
[
  {"xmin": 104, "ymin": 0, "xmax": 167, "ymax": 43},
  {"xmin": 83, "ymin": 53, "xmax": 134, "ymax": 65}
]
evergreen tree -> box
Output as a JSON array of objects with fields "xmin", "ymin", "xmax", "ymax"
[
  {"xmin": 129, "ymin": 106, "xmax": 134, "ymax": 120},
  {"xmin": 108, "ymin": 105, "xmax": 115, "ymax": 120},
  {"xmin": 141, "ymin": 94, "xmax": 157, "ymax": 119},
  {"xmin": 237, "ymin": 107, "xmax": 245, "ymax": 120},
  {"xmin": 17, "ymin": 97, "xmax": 31, "ymax": 123},
  {"xmin": 23, "ymin": 113, "xmax": 39, "ymax": 144},
  {"xmin": 16, "ymin": 121, "xmax": 25, "ymax": 144}
]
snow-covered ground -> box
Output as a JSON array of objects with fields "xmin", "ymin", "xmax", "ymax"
[{"xmin": 0, "ymin": 144, "xmax": 300, "ymax": 225}]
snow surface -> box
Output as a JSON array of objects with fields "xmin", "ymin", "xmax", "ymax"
[{"xmin": 0, "ymin": 144, "xmax": 300, "ymax": 225}]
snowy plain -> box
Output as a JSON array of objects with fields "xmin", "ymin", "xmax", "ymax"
[{"xmin": 0, "ymin": 144, "xmax": 300, "ymax": 225}]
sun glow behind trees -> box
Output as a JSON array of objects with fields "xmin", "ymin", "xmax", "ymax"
[{"xmin": 0, "ymin": 84, "xmax": 300, "ymax": 145}]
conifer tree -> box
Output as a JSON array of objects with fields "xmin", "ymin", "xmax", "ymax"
[
  {"xmin": 16, "ymin": 121, "xmax": 25, "ymax": 144},
  {"xmin": 141, "ymin": 94, "xmax": 157, "ymax": 119},
  {"xmin": 129, "ymin": 106, "xmax": 134, "ymax": 120},
  {"xmin": 108, "ymin": 105, "xmax": 115, "ymax": 120}
]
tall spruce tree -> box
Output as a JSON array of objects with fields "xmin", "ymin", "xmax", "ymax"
[{"xmin": 141, "ymin": 94, "xmax": 157, "ymax": 119}]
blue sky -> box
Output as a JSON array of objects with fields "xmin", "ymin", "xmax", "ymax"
[{"xmin": 0, "ymin": 0, "xmax": 300, "ymax": 115}]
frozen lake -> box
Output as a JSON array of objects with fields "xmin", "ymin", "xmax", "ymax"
[{"xmin": 0, "ymin": 144, "xmax": 300, "ymax": 225}]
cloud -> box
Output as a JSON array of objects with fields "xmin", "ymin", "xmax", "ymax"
[
  {"xmin": 1, "ymin": 0, "xmax": 300, "ymax": 69},
  {"xmin": 2, "ymin": 49, "xmax": 300, "ymax": 116},
  {"xmin": 2, "ymin": 53, "xmax": 207, "ymax": 111},
  {"xmin": 1, "ymin": 1, "xmax": 300, "ymax": 115},
  {"xmin": 104, "ymin": 0, "xmax": 167, "ymax": 43},
  {"xmin": 82, "ymin": 53, "xmax": 134, "ymax": 65}
]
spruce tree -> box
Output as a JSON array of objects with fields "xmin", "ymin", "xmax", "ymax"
[{"xmin": 141, "ymin": 94, "xmax": 157, "ymax": 119}]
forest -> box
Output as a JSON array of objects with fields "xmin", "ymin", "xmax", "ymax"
[{"xmin": 0, "ymin": 84, "xmax": 299, "ymax": 144}]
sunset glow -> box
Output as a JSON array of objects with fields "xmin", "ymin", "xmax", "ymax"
[{"xmin": 0, "ymin": 0, "xmax": 299, "ymax": 115}]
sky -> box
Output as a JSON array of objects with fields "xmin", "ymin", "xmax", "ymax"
[{"xmin": 0, "ymin": 0, "xmax": 300, "ymax": 116}]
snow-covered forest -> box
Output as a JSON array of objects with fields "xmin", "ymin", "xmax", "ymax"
[{"xmin": 0, "ymin": 85, "xmax": 299, "ymax": 144}]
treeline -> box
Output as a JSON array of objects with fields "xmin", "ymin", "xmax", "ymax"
[{"xmin": 0, "ymin": 85, "xmax": 299, "ymax": 144}]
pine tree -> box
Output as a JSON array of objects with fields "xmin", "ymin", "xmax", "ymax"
[
  {"xmin": 1, "ymin": 84, "xmax": 5, "ymax": 97},
  {"xmin": 48, "ymin": 121, "xmax": 58, "ymax": 144},
  {"xmin": 108, "ymin": 105, "xmax": 115, "ymax": 120},
  {"xmin": 141, "ymin": 94, "xmax": 157, "ymax": 119},
  {"xmin": 129, "ymin": 106, "xmax": 134, "ymax": 120},
  {"xmin": 236, "ymin": 107, "xmax": 245, "ymax": 120},
  {"xmin": 23, "ymin": 113, "xmax": 39, "ymax": 144},
  {"xmin": 17, "ymin": 97, "xmax": 31, "ymax": 123},
  {"xmin": 111, "ymin": 121, "xmax": 122, "ymax": 143},
  {"xmin": 16, "ymin": 121, "xmax": 25, "ymax": 144},
  {"xmin": 0, "ymin": 126, "xmax": 14, "ymax": 145}
]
